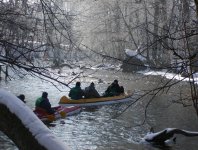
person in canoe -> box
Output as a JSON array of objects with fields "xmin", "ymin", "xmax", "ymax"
[
  {"xmin": 17, "ymin": 94, "xmax": 26, "ymax": 103},
  {"xmin": 103, "ymin": 80, "xmax": 124, "ymax": 97},
  {"xmin": 69, "ymin": 82, "xmax": 84, "ymax": 100},
  {"xmin": 35, "ymin": 92, "xmax": 55, "ymax": 114},
  {"xmin": 84, "ymin": 82, "xmax": 100, "ymax": 98}
]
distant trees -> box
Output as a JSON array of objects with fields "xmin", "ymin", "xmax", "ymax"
[
  {"xmin": 0, "ymin": 0, "xmax": 197, "ymax": 74},
  {"xmin": 71, "ymin": 0, "xmax": 198, "ymax": 115},
  {"xmin": 73, "ymin": 0, "xmax": 198, "ymax": 70},
  {"xmin": 0, "ymin": 0, "xmax": 198, "ymax": 114},
  {"xmin": 0, "ymin": 0, "xmax": 77, "ymax": 84}
]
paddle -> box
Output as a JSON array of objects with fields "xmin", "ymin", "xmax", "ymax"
[
  {"xmin": 59, "ymin": 111, "xmax": 67, "ymax": 118},
  {"xmin": 46, "ymin": 114, "xmax": 55, "ymax": 122}
]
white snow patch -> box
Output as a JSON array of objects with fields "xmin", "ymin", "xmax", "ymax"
[
  {"xmin": 142, "ymin": 70, "xmax": 198, "ymax": 84},
  {"xmin": 0, "ymin": 89, "xmax": 70, "ymax": 150},
  {"xmin": 91, "ymin": 63, "xmax": 121, "ymax": 70},
  {"xmin": 125, "ymin": 49, "xmax": 146, "ymax": 62}
]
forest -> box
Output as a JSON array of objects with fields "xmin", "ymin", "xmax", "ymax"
[
  {"xmin": 0, "ymin": 0, "xmax": 197, "ymax": 112},
  {"xmin": 0, "ymin": 0, "xmax": 198, "ymax": 149}
]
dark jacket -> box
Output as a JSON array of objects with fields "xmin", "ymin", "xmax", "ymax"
[
  {"xmin": 84, "ymin": 85, "xmax": 100, "ymax": 98},
  {"xmin": 69, "ymin": 86, "xmax": 84, "ymax": 100},
  {"xmin": 104, "ymin": 83, "xmax": 123, "ymax": 97},
  {"xmin": 35, "ymin": 97, "xmax": 55, "ymax": 114}
]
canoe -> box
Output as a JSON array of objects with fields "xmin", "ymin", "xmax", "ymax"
[
  {"xmin": 34, "ymin": 106, "xmax": 81, "ymax": 123},
  {"xmin": 59, "ymin": 93, "xmax": 133, "ymax": 107}
]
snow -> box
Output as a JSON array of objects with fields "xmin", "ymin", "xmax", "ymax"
[
  {"xmin": 143, "ymin": 129, "xmax": 165, "ymax": 141},
  {"xmin": 0, "ymin": 89, "xmax": 70, "ymax": 150},
  {"xmin": 125, "ymin": 49, "xmax": 146, "ymax": 62},
  {"xmin": 142, "ymin": 70, "xmax": 198, "ymax": 84},
  {"xmin": 182, "ymin": 130, "xmax": 198, "ymax": 134},
  {"xmin": 142, "ymin": 128, "xmax": 177, "ymax": 145},
  {"xmin": 91, "ymin": 63, "xmax": 121, "ymax": 70},
  {"xmin": 142, "ymin": 128, "xmax": 198, "ymax": 145},
  {"xmin": 125, "ymin": 49, "xmax": 137, "ymax": 57}
]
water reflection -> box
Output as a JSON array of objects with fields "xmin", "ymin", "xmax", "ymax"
[
  {"xmin": 0, "ymin": 132, "xmax": 17, "ymax": 150},
  {"xmin": 50, "ymin": 107, "xmax": 140, "ymax": 150},
  {"xmin": 1, "ymin": 71, "xmax": 198, "ymax": 150}
]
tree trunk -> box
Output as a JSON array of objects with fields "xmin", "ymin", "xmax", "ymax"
[
  {"xmin": 159, "ymin": 0, "xmax": 171, "ymax": 67},
  {"xmin": 194, "ymin": 0, "xmax": 198, "ymax": 16},
  {"xmin": 152, "ymin": 0, "xmax": 160, "ymax": 66},
  {"xmin": 143, "ymin": 1, "xmax": 150, "ymax": 62}
]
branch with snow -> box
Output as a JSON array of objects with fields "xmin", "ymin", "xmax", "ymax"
[
  {"xmin": 0, "ymin": 89, "xmax": 69, "ymax": 150},
  {"xmin": 125, "ymin": 49, "xmax": 146, "ymax": 62}
]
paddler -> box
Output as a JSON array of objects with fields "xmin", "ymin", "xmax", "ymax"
[
  {"xmin": 69, "ymin": 82, "xmax": 84, "ymax": 100},
  {"xmin": 35, "ymin": 92, "xmax": 55, "ymax": 114}
]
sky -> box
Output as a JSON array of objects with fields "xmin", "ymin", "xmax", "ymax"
[{"xmin": 0, "ymin": 89, "xmax": 70, "ymax": 150}]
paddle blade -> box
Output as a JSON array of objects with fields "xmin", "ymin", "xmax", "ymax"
[
  {"xmin": 60, "ymin": 111, "xmax": 67, "ymax": 118},
  {"xmin": 47, "ymin": 115, "xmax": 55, "ymax": 122}
]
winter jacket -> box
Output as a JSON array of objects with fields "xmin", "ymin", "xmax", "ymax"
[
  {"xmin": 84, "ymin": 85, "xmax": 100, "ymax": 98},
  {"xmin": 35, "ymin": 97, "xmax": 55, "ymax": 114},
  {"xmin": 104, "ymin": 83, "xmax": 122, "ymax": 97},
  {"xmin": 69, "ymin": 86, "xmax": 84, "ymax": 100}
]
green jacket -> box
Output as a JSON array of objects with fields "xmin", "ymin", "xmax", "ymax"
[
  {"xmin": 35, "ymin": 97, "xmax": 43, "ymax": 107},
  {"xmin": 69, "ymin": 86, "xmax": 84, "ymax": 100}
]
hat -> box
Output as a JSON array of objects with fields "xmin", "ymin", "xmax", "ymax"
[
  {"xmin": 114, "ymin": 80, "xmax": 118, "ymax": 83},
  {"xmin": 76, "ymin": 82, "xmax": 81, "ymax": 87},
  {"xmin": 17, "ymin": 94, "xmax": 26, "ymax": 103},
  {"xmin": 42, "ymin": 92, "xmax": 48, "ymax": 98}
]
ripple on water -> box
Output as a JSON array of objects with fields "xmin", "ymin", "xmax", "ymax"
[{"xmin": 1, "ymin": 72, "xmax": 198, "ymax": 150}]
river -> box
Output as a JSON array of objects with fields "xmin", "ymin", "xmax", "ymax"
[{"xmin": 1, "ymin": 69, "xmax": 198, "ymax": 150}]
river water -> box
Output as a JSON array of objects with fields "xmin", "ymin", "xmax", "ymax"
[{"xmin": 1, "ymin": 69, "xmax": 198, "ymax": 150}]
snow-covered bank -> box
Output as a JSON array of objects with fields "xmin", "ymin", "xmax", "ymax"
[
  {"xmin": 88, "ymin": 61, "xmax": 198, "ymax": 84},
  {"xmin": 141, "ymin": 70, "xmax": 198, "ymax": 84},
  {"xmin": 0, "ymin": 89, "xmax": 69, "ymax": 150}
]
